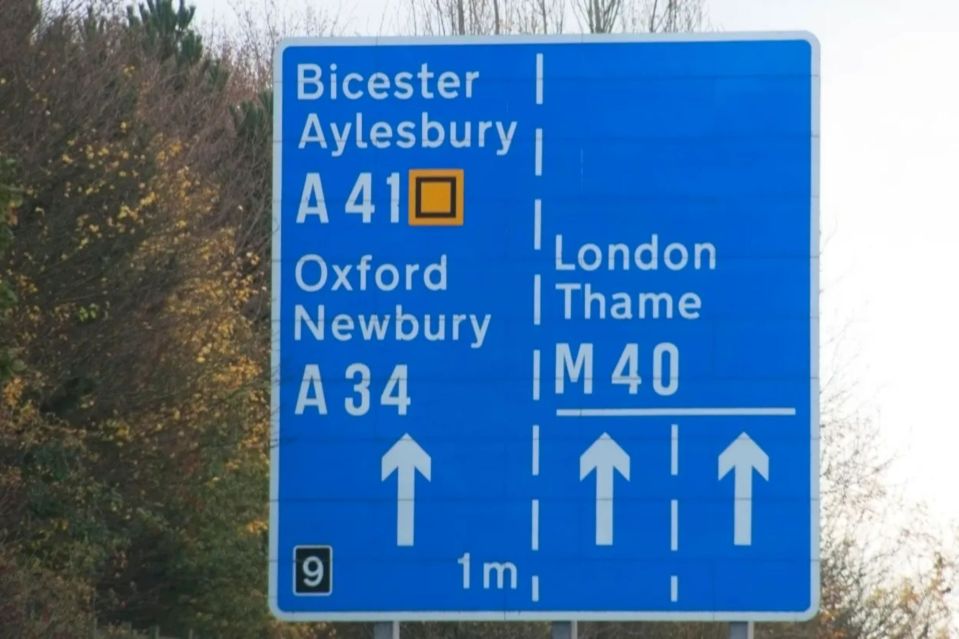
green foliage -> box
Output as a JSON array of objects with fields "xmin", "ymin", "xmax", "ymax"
[
  {"xmin": 126, "ymin": 0, "xmax": 202, "ymax": 67},
  {"xmin": 126, "ymin": 0, "xmax": 228, "ymax": 89},
  {"xmin": 0, "ymin": 550, "xmax": 96, "ymax": 638},
  {"xmin": 232, "ymin": 89, "xmax": 273, "ymax": 146},
  {"xmin": 0, "ymin": 157, "xmax": 21, "ymax": 383},
  {"xmin": 0, "ymin": 1, "xmax": 270, "ymax": 635}
]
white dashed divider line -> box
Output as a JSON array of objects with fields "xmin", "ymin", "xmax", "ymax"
[
  {"xmin": 671, "ymin": 424, "xmax": 680, "ymax": 601},
  {"xmin": 532, "ymin": 425, "xmax": 540, "ymax": 476},
  {"xmin": 532, "ymin": 350, "xmax": 541, "ymax": 401},
  {"xmin": 536, "ymin": 53, "xmax": 544, "ymax": 105},
  {"xmin": 533, "ymin": 199, "xmax": 542, "ymax": 250},
  {"xmin": 671, "ymin": 424, "xmax": 679, "ymax": 475},
  {"xmin": 534, "ymin": 128, "xmax": 543, "ymax": 176},
  {"xmin": 670, "ymin": 500, "xmax": 679, "ymax": 551},
  {"xmin": 533, "ymin": 274, "xmax": 541, "ymax": 325},
  {"xmin": 531, "ymin": 499, "xmax": 540, "ymax": 551},
  {"xmin": 531, "ymin": 51, "xmax": 545, "ymax": 606}
]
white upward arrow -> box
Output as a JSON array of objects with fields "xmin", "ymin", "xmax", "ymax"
[
  {"xmin": 580, "ymin": 432, "xmax": 630, "ymax": 546},
  {"xmin": 381, "ymin": 433, "xmax": 431, "ymax": 547},
  {"xmin": 718, "ymin": 432, "xmax": 769, "ymax": 546}
]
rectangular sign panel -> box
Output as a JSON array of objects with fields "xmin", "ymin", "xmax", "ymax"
[{"xmin": 270, "ymin": 33, "xmax": 819, "ymax": 621}]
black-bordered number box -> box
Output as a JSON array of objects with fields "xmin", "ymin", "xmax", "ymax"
[
  {"xmin": 293, "ymin": 545, "xmax": 332, "ymax": 596},
  {"xmin": 408, "ymin": 169, "xmax": 464, "ymax": 226}
]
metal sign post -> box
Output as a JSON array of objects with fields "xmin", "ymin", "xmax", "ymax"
[
  {"xmin": 374, "ymin": 621, "xmax": 399, "ymax": 639},
  {"xmin": 552, "ymin": 621, "xmax": 578, "ymax": 639},
  {"xmin": 270, "ymin": 33, "xmax": 819, "ymax": 623}
]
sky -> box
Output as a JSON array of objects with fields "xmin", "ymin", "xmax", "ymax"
[
  {"xmin": 193, "ymin": 0, "xmax": 959, "ymax": 532},
  {"xmin": 704, "ymin": 0, "xmax": 959, "ymax": 531}
]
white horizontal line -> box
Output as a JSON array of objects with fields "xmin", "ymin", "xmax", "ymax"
[{"xmin": 556, "ymin": 407, "xmax": 796, "ymax": 417}]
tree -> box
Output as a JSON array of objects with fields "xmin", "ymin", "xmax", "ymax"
[
  {"xmin": 126, "ymin": 0, "xmax": 203, "ymax": 67},
  {"xmin": 0, "ymin": 157, "xmax": 21, "ymax": 383},
  {"xmin": 620, "ymin": 0, "xmax": 706, "ymax": 33},
  {"xmin": 409, "ymin": 0, "xmax": 706, "ymax": 35},
  {"xmin": 0, "ymin": 2, "xmax": 281, "ymax": 636},
  {"xmin": 572, "ymin": 0, "xmax": 707, "ymax": 32},
  {"xmin": 574, "ymin": 0, "xmax": 621, "ymax": 32},
  {"xmin": 409, "ymin": 0, "xmax": 567, "ymax": 35}
]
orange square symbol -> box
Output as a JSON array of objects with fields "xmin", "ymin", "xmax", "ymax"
[{"xmin": 408, "ymin": 169, "xmax": 464, "ymax": 226}]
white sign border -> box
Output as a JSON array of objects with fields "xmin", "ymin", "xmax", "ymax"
[{"xmin": 269, "ymin": 31, "xmax": 821, "ymax": 623}]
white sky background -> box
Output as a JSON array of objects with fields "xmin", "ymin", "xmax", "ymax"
[{"xmin": 193, "ymin": 0, "xmax": 959, "ymax": 531}]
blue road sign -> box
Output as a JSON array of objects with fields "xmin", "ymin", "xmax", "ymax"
[{"xmin": 270, "ymin": 33, "xmax": 820, "ymax": 622}]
